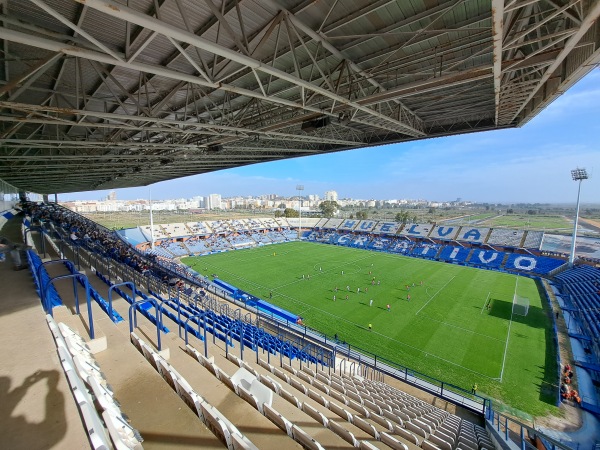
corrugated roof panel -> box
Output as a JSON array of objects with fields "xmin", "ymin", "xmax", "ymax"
[{"xmin": 0, "ymin": 0, "xmax": 596, "ymax": 193}]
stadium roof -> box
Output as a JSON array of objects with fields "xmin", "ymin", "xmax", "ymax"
[{"xmin": 0, "ymin": 0, "xmax": 599, "ymax": 194}]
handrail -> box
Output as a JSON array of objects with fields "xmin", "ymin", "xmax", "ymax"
[
  {"xmin": 299, "ymin": 342, "xmax": 312, "ymax": 370},
  {"xmin": 339, "ymin": 358, "xmax": 346, "ymax": 375},
  {"xmin": 184, "ymin": 311, "xmax": 208, "ymax": 357},
  {"xmin": 23, "ymin": 226, "xmax": 46, "ymax": 257},
  {"xmin": 225, "ymin": 322, "xmax": 241, "ymax": 360},
  {"xmin": 37, "ymin": 259, "xmax": 76, "ymax": 311},
  {"xmin": 108, "ymin": 281, "xmax": 136, "ymax": 322},
  {"xmin": 486, "ymin": 407, "xmax": 571, "ymax": 450},
  {"xmin": 43, "ymin": 273, "xmax": 94, "ymax": 340},
  {"xmin": 128, "ymin": 298, "xmax": 162, "ymax": 351},
  {"xmin": 279, "ymin": 338, "xmax": 293, "ymax": 367},
  {"xmin": 155, "ymin": 292, "xmax": 181, "ymax": 339},
  {"xmin": 238, "ymin": 320, "xmax": 245, "ymax": 360}
]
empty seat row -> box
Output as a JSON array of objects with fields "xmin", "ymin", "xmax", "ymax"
[
  {"xmin": 262, "ymin": 358, "xmax": 459, "ymax": 450},
  {"xmin": 47, "ymin": 316, "xmax": 144, "ymax": 450},
  {"xmin": 130, "ymin": 332, "xmax": 258, "ymax": 450}
]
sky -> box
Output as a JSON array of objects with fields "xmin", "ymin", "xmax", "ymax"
[{"xmin": 63, "ymin": 68, "xmax": 600, "ymax": 204}]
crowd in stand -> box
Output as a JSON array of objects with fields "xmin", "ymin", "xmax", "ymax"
[
  {"xmin": 560, "ymin": 363, "xmax": 582, "ymax": 405},
  {"xmin": 24, "ymin": 202, "xmax": 202, "ymax": 290}
]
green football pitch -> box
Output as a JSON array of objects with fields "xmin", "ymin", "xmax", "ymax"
[{"xmin": 182, "ymin": 241, "xmax": 557, "ymax": 417}]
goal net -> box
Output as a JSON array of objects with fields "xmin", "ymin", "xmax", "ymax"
[{"xmin": 512, "ymin": 295, "xmax": 530, "ymax": 316}]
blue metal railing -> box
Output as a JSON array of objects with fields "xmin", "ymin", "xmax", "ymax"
[
  {"xmin": 107, "ymin": 282, "xmax": 136, "ymax": 324},
  {"xmin": 43, "ymin": 273, "xmax": 94, "ymax": 340},
  {"xmin": 184, "ymin": 311, "xmax": 209, "ymax": 357},
  {"xmin": 128, "ymin": 298, "xmax": 162, "ymax": 351}
]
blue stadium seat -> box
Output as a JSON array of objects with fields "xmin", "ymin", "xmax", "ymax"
[
  {"xmin": 438, "ymin": 245, "xmax": 470, "ymax": 263},
  {"xmin": 504, "ymin": 254, "xmax": 564, "ymax": 274},
  {"xmin": 468, "ymin": 250, "xmax": 505, "ymax": 268}
]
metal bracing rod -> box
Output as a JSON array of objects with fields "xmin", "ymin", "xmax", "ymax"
[
  {"xmin": 0, "ymin": 52, "xmax": 61, "ymax": 97},
  {"xmin": 354, "ymin": 15, "xmax": 492, "ymax": 76},
  {"xmin": 509, "ymin": 0, "xmax": 600, "ymax": 123},
  {"xmin": 0, "ymin": 101, "xmax": 359, "ymax": 146},
  {"xmin": 116, "ymin": 24, "xmax": 398, "ymax": 141},
  {"xmin": 501, "ymin": 48, "xmax": 560, "ymax": 74},
  {"xmin": 27, "ymin": 0, "xmax": 124, "ymax": 63},
  {"xmin": 356, "ymin": 66, "xmax": 493, "ymax": 106},
  {"xmin": 71, "ymin": 0, "xmax": 425, "ymax": 137},
  {"xmin": 172, "ymin": 0, "xmax": 213, "ymax": 78},
  {"xmin": 5, "ymin": 55, "xmax": 63, "ymax": 103},
  {"xmin": 505, "ymin": 0, "xmax": 539, "ymax": 14},
  {"xmin": 165, "ymin": 36, "xmax": 212, "ymax": 83},
  {"xmin": 203, "ymin": 0, "xmax": 250, "ymax": 57},
  {"xmin": 89, "ymin": 61, "xmax": 152, "ymax": 116},
  {"xmin": 0, "ymin": 146, "xmax": 321, "ymax": 160},
  {"xmin": 75, "ymin": 2, "xmax": 166, "ymax": 135},
  {"xmin": 272, "ymin": 3, "xmax": 424, "ymax": 128},
  {"xmin": 502, "ymin": 28, "xmax": 577, "ymax": 52},
  {"xmin": 0, "ymin": 145, "xmax": 329, "ymax": 159},
  {"xmin": 0, "ymin": 27, "xmax": 408, "ymax": 140},
  {"xmin": 229, "ymin": 64, "xmax": 493, "ymax": 142},
  {"xmin": 504, "ymin": 0, "xmax": 583, "ymax": 49},
  {"xmin": 492, "ymin": 0, "xmax": 505, "ymax": 126}
]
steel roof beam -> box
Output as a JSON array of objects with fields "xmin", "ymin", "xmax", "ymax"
[
  {"xmin": 71, "ymin": 0, "xmax": 425, "ymax": 137},
  {"xmin": 509, "ymin": 0, "xmax": 600, "ymax": 123},
  {"xmin": 0, "ymin": 101, "xmax": 361, "ymax": 146},
  {"xmin": 492, "ymin": 0, "xmax": 505, "ymax": 126},
  {"xmin": 266, "ymin": 1, "xmax": 424, "ymax": 130}
]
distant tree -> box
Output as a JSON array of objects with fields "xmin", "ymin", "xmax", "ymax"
[
  {"xmin": 319, "ymin": 200, "xmax": 339, "ymax": 218},
  {"xmin": 278, "ymin": 202, "xmax": 286, "ymax": 209},
  {"xmin": 507, "ymin": 208, "xmax": 514, "ymax": 214},
  {"xmin": 284, "ymin": 208, "xmax": 299, "ymax": 218},
  {"xmin": 349, "ymin": 214, "xmax": 354, "ymax": 219},
  {"xmin": 428, "ymin": 208, "xmax": 434, "ymax": 214},
  {"xmin": 527, "ymin": 210, "xmax": 537, "ymax": 215},
  {"xmin": 413, "ymin": 215, "xmax": 418, "ymax": 223},
  {"xmin": 485, "ymin": 205, "xmax": 490, "ymax": 211},
  {"xmin": 395, "ymin": 210, "xmax": 410, "ymax": 224},
  {"xmin": 356, "ymin": 210, "xmax": 368, "ymax": 220},
  {"xmin": 274, "ymin": 210, "xmax": 283, "ymax": 218}
]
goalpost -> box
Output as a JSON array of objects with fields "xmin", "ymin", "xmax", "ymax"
[
  {"xmin": 513, "ymin": 295, "xmax": 530, "ymax": 316},
  {"xmin": 512, "ymin": 275, "xmax": 529, "ymax": 316}
]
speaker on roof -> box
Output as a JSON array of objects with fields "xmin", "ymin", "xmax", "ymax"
[
  {"xmin": 206, "ymin": 144, "xmax": 223, "ymax": 153},
  {"xmin": 301, "ymin": 116, "xmax": 330, "ymax": 132}
]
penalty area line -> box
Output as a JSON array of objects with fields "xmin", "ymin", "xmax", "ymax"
[
  {"xmin": 481, "ymin": 292, "xmax": 491, "ymax": 314},
  {"xmin": 499, "ymin": 277, "xmax": 519, "ymax": 382},
  {"xmin": 415, "ymin": 275, "xmax": 455, "ymax": 316}
]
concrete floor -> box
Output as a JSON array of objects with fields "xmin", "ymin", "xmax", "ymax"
[{"xmin": 0, "ymin": 217, "xmax": 90, "ymax": 450}]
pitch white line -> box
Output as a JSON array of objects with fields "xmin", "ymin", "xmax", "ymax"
[
  {"xmin": 367, "ymin": 329, "xmax": 497, "ymax": 380},
  {"xmin": 499, "ymin": 277, "xmax": 518, "ymax": 382},
  {"xmin": 418, "ymin": 313, "xmax": 505, "ymax": 342},
  {"xmin": 415, "ymin": 275, "xmax": 455, "ymax": 315},
  {"xmin": 481, "ymin": 292, "xmax": 491, "ymax": 314},
  {"xmin": 194, "ymin": 248, "xmax": 497, "ymax": 380}
]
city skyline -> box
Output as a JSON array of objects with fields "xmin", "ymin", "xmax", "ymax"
[{"xmin": 62, "ymin": 69, "xmax": 600, "ymax": 205}]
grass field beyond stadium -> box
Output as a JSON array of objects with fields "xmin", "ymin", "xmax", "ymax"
[{"xmin": 182, "ymin": 242, "xmax": 557, "ymax": 417}]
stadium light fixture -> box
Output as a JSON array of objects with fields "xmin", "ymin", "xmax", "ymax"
[
  {"xmin": 568, "ymin": 168, "xmax": 588, "ymax": 267},
  {"xmin": 297, "ymin": 185, "xmax": 304, "ymax": 239}
]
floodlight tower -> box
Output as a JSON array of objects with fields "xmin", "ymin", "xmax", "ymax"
[
  {"xmin": 296, "ymin": 184, "xmax": 304, "ymax": 239},
  {"xmin": 568, "ymin": 168, "xmax": 588, "ymax": 267}
]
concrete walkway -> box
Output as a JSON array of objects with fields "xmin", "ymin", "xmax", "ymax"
[{"xmin": 0, "ymin": 217, "xmax": 90, "ymax": 450}]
